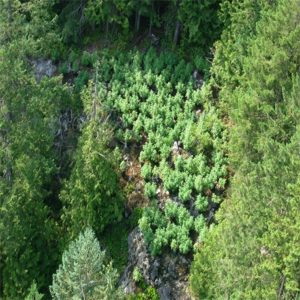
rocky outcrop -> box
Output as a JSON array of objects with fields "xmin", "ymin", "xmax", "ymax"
[
  {"xmin": 31, "ymin": 59, "xmax": 57, "ymax": 81},
  {"xmin": 120, "ymin": 228, "xmax": 192, "ymax": 300}
]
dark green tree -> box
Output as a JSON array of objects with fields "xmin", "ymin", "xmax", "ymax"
[
  {"xmin": 190, "ymin": 0, "xmax": 300, "ymax": 298},
  {"xmin": 58, "ymin": 0, "xmax": 87, "ymax": 44},
  {"xmin": 0, "ymin": 39, "xmax": 72, "ymax": 298},
  {"xmin": 60, "ymin": 83, "xmax": 123, "ymax": 240}
]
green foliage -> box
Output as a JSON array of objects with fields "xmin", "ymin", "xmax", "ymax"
[
  {"xmin": 139, "ymin": 201, "xmax": 194, "ymax": 255},
  {"xmin": 60, "ymin": 84, "xmax": 123, "ymax": 241},
  {"xmin": 25, "ymin": 281, "xmax": 44, "ymax": 300},
  {"xmin": 81, "ymin": 51, "xmax": 97, "ymax": 67},
  {"xmin": 74, "ymin": 71, "xmax": 89, "ymax": 92},
  {"xmin": 56, "ymin": 0, "xmax": 223, "ymax": 53},
  {"xmin": 50, "ymin": 228, "xmax": 123, "ymax": 300},
  {"xmin": 0, "ymin": 0, "xmax": 64, "ymax": 58},
  {"xmin": 7, "ymin": 0, "xmax": 300, "ymax": 298},
  {"xmin": 25, "ymin": 0, "xmax": 65, "ymax": 59},
  {"xmin": 144, "ymin": 182, "xmax": 157, "ymax": 199},
  {"xmin": 93, "ymin": 49, "xmax": 227, "ymax": 254},
  {"xmin": 96, "ymin": 206, "xmax": 142, "ymax": 275},
  {"xmin": 190, "ymin": 0, "xmax": 300, "ymax": 298},
  {"xmin": 0, "ymin": 45, "xmax": 73, "ymax": 298},
  {"xmin": 100, "ymin": 223, "xmax": 128, "ymax": 273},
  {"xmin": 133, "ymin": 267, "xmax": 143, "ymax": 283},
  {"xmin": 128, "ymin": 266, "xmax": 159, "ymax": 300},
  {"xmin": 141, "ymin": 163, "xmax": 152, "ymax": 180},
  {"xmin": 177, "ymin": 0, "xmax": 222, "ymax": 53},
  {"xmin": 58, "ymin": 0, "xmax": 87, "ymax": 44},
  {"xmin": 0, "ymin": 0, "xmax": 225, "ymax": 298},
  {"xmin": 128, "ymin": 286, "xmax": 159, "ymax": 300},
  {"xmin": 85, "ymin": 0, "xmax": 132, "ymax": 31},
  {"xmin": 129, "ymin": 207, "xmax": 144, "ymax": 228}
]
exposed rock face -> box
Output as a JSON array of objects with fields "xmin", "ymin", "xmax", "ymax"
[
  {"xmin": 120, "ymin": 228, "xmax": 192, "ymax": 300},
  {"xmin": 31, "ymin": 59, "xmax": 57, "ymax": 81},
  {"xmin": 192, "ymin": 70, "xmax": 204, "ymax": 89}
]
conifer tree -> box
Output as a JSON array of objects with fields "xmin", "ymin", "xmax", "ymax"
[
  {"xmin": 25, "ymin": 282, "xmax": 44, "ymax": 300},
  {"xmin": 0, "ymin": 32, "xmax": 72, "ymax": 298},
  {"xmin": 190, "ymin": 1, "xmax": 300, "ymax": 298},
  {"xmin": 60, "ymin": 83, "xmax": 123, "ymax": 240},
  {"xmin": 50, "ymin": 228, "xmax": 122, "ymax": 300}
]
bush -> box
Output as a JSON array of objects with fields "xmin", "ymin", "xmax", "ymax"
[
  {"xmin": 81, "ymin": 51, "xmax": 96, "ymax": 67},
  {"xmin": 144, "ymin": 182, "xmax": 157, "ymax": 199},
  {"xmin": 74, "ymin": 71, "xmax": 89, "ymax": 92},
  {"xmin": 141, "ymin": 163, "xmax": 152, "ymax": 180},
  {"xmin": 139, "ymin": 202, "xmax": 194, "ymax": 255},
  {"xmin": 93, "ymin": 49, "xmax": 227, "ymax": 255},
  {"xmin": 133, "ymin": 267, "xmax": 143, "ymax": 283},
  {"xmin": 58, "ymin": 62, "xmax": 68, "ymax": 74}
]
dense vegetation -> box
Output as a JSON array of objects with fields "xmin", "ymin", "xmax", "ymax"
[
  {"xmin": 1, "ymin": 0, "xmax": 300, "ymax": 299},
  {"xmin": 190, "ymin": 1, "xmax": 300, "ymax": 298},
  {"xmin": 94, "ymin": 49, "xmax": 227, "ymax": 255}
]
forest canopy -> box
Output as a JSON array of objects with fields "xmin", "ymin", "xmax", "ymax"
[{"xmin": 1, "ymin": 0, "xmax": 300, "ymax": 299}]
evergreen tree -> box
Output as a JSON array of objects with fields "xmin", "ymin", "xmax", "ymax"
[
  {"xmin": 176, "ymin": 0, "xmax": 222, "ymax": 52},
  {"xmin": 60, "ymin": 83, "xmax": 123, "ymax": 240},
  {"xmin": 85, "ymin": 0, "xmax": 132, "ymax": 36},
  {"xmin": 58, "ymin": 0, "xmax": 87, "ymax": 44},
  {"xmin": 25, "ymin": 282, "xmax": 44, "ymax": 300},
  {"xmin": 190, "ymin": 0, "xmax": 300, "ymax": 298},
  {"xmin": 0, "ymin": 30, "xmax": 72, "ymax": 298},
  {"xmin": 50, "ymin": 228, "xmax": 122, "ymax": 300},
  {"xmin": 0, "ymin": 0, "xmax": 62, "ymax": 58}
]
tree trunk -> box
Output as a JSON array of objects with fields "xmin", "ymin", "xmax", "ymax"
[
  {"xmin": 105, "ymin": 20, "xmax": 109, "ymax": 41},
  {"xmin": 149, "ymin": 19, "xmax": 152, "ymax": 34},
  {"xmin": 173, "ymin": 20, "xmax": 181, "ymax": 45},
  {"xmin": 135, "ymin": 10, "xmax": 141, "ymax": 32}
]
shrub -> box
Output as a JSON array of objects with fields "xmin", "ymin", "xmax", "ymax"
[{"xmin": 81, "ymin": 51, "xmax": 96, "ymax": 67}]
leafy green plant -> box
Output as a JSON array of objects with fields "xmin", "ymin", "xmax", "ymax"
[
  {"xmin": 144, "ymin": 182, "xmax": 157, "ymax": 199},
  {"xmin": 92, "ymin": 49, "xmax": 227, "ymax": 255},
  {"xmin": 133, "ymin": 267, "xmax": 143, "ymax": 283},
  {"xmin": 58, "ymin": 62, "xmax": 69, "ymax": 74},
  {"xmin": 129, "ymin": 286, "xmax": 159, "ymax": 300},
  {"xmin": 141, "ymin": 163, "xmax": 153, "ymax": 180},
  {"xmin": 139, "ymin": 201, "xmax": 194, "ymax": 255},
  {"xmin": 81, "ymin": 51, "xmax": 97, "ymax": 67},
  {"xmin": 74, "ymin": 71, "xmax": 89, "ymax": 92}
]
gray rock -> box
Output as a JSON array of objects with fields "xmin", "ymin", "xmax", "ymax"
[
  {"xmin": 158, "ymin": 284, "xmax": 171, "ymax": 300},
  {"xmin": 150, "ymin": 260, "xmax": 160, "ymax": 281},
  {"xmin": 192, "ymin": 70, "xmax": 204, "ymax": 89},
  {"xmin": 154, "ymin": 278, "xmax": 162, "ymax": 286},
  {"xmin": 167, "ymin": 262, "xmax": 177, "ymax": 279},
  {"xmin": 31, "ymin": 59, "xmax": 57, "ymax": 82},
  {"xmin": 172, "ymin": 141, "xmax": 180, "ymax": 155},
  {"xmin": 150, "ymin": 33, "xmax": 160, "ymax": 46},
  {"xmin": 119, "ymin": 227, "xmax": 192, "ymax": 299}
]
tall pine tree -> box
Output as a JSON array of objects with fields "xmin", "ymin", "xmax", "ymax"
[{"xmin": 50, "ymin": 228, "xmax": 122, "ymax": 300}]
